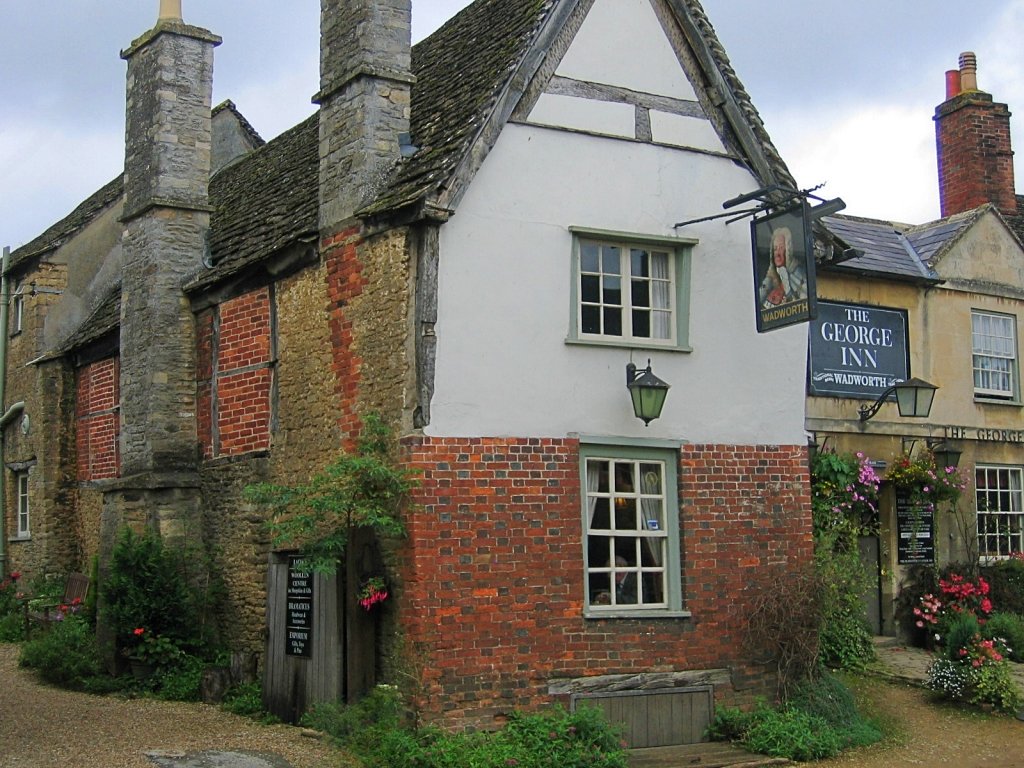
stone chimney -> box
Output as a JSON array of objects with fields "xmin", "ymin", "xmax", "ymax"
[
  {"xmin": 935, "ymin": 52, "xmax": 1017, "ymax": 217},
  {"xmin": 118, "ymin": 6, "xmax": 220, "ymax": 478},
  {"xmin": 316, "ymin": 0, "xmax": 414, "ymax": 230}
]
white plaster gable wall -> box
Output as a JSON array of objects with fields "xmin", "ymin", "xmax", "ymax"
[
  {"xmin": 556, "ymin": 0, "xmax": 697, "ymax": 100},
  {"xmin": 528, "ymin": 0, "xmax": 726, "ymax": 154},
  {"xmin": 428, "ymin": 123, "xmax": 808, "ymax": 445}
]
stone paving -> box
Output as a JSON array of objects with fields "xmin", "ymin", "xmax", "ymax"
[{"xmin": 870, "ymin": 634, "xmax": 1024, "ymax": 696}]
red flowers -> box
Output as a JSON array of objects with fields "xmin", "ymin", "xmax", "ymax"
[{"xmin": 133, "ymin": 627, "xmax": 146, "ymax": 637}]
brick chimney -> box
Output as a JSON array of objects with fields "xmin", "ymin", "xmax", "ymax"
[
  {"xmin": 118, "ymin": 5, "xmax": 220, "ymax": 477},
  {"xmin": 316, "ymin": 0, "xmax": 415, "ymax": 230},
  {"xmin": 935, "ymin": 52, "xmax": 1017, "ymax": 218}
]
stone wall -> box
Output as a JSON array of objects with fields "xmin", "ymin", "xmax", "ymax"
[
  {"xmin": 3, "ymin": 260, "xmax": 80, "ymax": 579},
  {"xmin": 398, "ymin": 436, "xmax": 812, "ymax": 730}
]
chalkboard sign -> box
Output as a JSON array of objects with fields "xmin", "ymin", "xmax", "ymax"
[
  {"xmin": 896, "ymin": 491, "xmax": 935, "ymax": 565},
  {"xmin": 286, "ymin": 557, "xmax": 313, "ymax": 657}
]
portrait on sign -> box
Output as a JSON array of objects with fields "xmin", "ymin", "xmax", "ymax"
[{"xmin": 752, "ymin": 203, "xmax": 816, "ymax": 332}]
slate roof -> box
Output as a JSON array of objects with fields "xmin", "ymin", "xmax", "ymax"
[
  {"xmin": 821, "ymin": 210, "xmax": 982, "ymax": 283},
  {"xmin": 35, "ymin": 0, "xmax": 799, "ymax": 351},
  {"xmin": 1008, "ymin": 195, "xmax": 1024, "ymax": 243}
]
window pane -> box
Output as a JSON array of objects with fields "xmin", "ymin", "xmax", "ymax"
[
  {"xmin": 581, "ymin": 243, "xmax": 600, "ymax": 273},
  {"xmin": 601, "ymin": 246, "xmax": 621, "ymax": 275},
  {"xmin": 631, "ymin": 279, "xmax": 650, "ymax": 308},
  {"xmin": 603, "ymin": 276, "xmax": 621, "ymax": 306},
  {"xmin": 630, "ymin": 249, "xmax": 649, "ymax": 278},
  {"xmin": 603, "ymin": 308, "xmax": 622, "ymax": 336},
  {"xmin": 581, "ymin": 274, "xmax": 600, "ymax": 303},
  {"xmin": 581, "ymin": 306, "xmax": 600, "ymax": 334},
  {"xmin": 632, "ymin": 309, "xmax": 650, "ymax": 338}
]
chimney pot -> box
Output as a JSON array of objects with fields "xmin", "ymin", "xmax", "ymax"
[
  {"xmin": 158, "ymin": 0, "xmax": 182, "ymax": 21},
  {"xmin": 959, "ymin": 51, "xmax": 978, "ymax": 91},
  {"xmin": 945, "ymin": 69, "xmax": 962, "ymax": 100}
]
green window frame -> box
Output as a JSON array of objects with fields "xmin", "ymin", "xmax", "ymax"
[
  {"xmin": 568, "ymin": 228, "xmax": 694, "ymax": 351},
  {"xmin": 580, "ymin": 440, "xmax": 687, "ymax": 618}
]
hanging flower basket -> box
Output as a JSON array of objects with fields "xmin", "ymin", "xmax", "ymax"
[{"xmin": 358, "ymin": 576, "xmax": 389, "ymax": 611}]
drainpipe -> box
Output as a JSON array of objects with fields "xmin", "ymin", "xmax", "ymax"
[{"xmin": 0, "ymin": 246, "xmax": 9, "ymax": 576}]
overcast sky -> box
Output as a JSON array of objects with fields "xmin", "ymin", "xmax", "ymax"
[{"xmin": 3, "ymin": 1, "xmax": 1023, "ymax": 250}]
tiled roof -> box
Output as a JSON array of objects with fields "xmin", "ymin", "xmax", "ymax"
[
  {"xmin": 362, "ymin": 0, "xmax": 556, "ymax": 217},
  {"xmin": 8, "ymin": 176, "xmax": 123, "ymax": 273},
  {"xmin": 189, "ymin": 114, "xmax": 319, "ymax": 290},
  {"xmin": 820, "ymin": 212, "xmax": 982, "ymax": 283},
  {"xmin": 1008, "ymin": 195, "xmax": 1024, "ymax": 243}
]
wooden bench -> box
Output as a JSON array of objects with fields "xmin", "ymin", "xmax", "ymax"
[{"xmin": 24, "ymin": 572, "xmax": 90, "ymax": 634}]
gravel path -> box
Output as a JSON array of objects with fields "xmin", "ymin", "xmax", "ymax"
[{"xmin": 0, "ymin": 644, "xmax": 348, "ymax": 768}]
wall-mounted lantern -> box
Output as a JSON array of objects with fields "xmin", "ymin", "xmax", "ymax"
[
  {"xmin": 928, "ymin": 439, "xmax": 962, "ymax": 470},
  {"xmin": 858, "ymin": 378, "xmax": 938, "ymax": 422},
  {"xmin": 626, "ymin": 360, "xmax": 670, "ymax": 426}
]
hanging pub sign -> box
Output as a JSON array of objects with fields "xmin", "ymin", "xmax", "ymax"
[
  {"xmin": 808, "ymin": 301, "xmax": 910, "ymax": 399},
  {"xmin": 895, "ymin": 490, "xmax": 935, "ymax": 565},
  {"xmin": 285, "ymin": 556, "xmax": 313, "ymax": 658},
  {"xmin": 752, "ymin": 202, "xmax": 817, "ymax": 333}
]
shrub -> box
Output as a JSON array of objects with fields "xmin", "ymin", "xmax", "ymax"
[
  {"xmin": 816, "ymin": 544, "xmax": 875, "ymax": 671},
  {"xmin": 222, "ymin": 681, "xmax": 267, "ymax": 717},
  {"xmin": 0, "ymin": 612, "xmax": 24, "ymax": 642},
  {"xmin": 943, "ymin": 612, "xmax": 981, "ymax": 661},
  {"xmin": 981, "ymin": 558, "xmax": 1024, "ymax": 616},
  {"xmin": 19, "ymin": 614, "xmax": 101, "ymax": 689},
  {"xmin": 981, "ymin": 612, "xmax": 1024, "ymax": 662},
  {"xmin": 306, "ymin": 688, "xmax": 627, "ymax": 768},
  {"xmin": 743, "ymin": 708, "xmax": 842, "ymax": 762},
  {"xmin": 743, "ymin": 563, "xmax": 824, "ymax": 698},
  {"xmin": 155, "ymin": 653, "xmax": 206, "ymax": 701},
  {"xmin": 102, "ymin": 528, "xmax": 219, "ymax": 659},
  {"xmin": 709, "ymin": 674, "xmax": 881, "ymax": 762}
]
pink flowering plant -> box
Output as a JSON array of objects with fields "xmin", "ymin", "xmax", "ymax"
[
  {"xmin": 0, "ymin": 571, "xmax": 26, "ymax": 618},
  {"xmin": 886, "ymin": 452, "xmax": 968, "ymax": 512},
  {"xmin": 358, "ymin": 576, "xmax": 389, "ymax": 611},
  {"xmin": 913, "ymin": 573, "xmax": 993, "ymax": 648},
  {"xmin": 810, "ymin": 450, "xmax": 881, "ymax": 538}
]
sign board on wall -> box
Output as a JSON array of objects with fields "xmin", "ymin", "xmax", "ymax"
[
  {"xmin": 896, "ymin": 490, "xmax": 935, "ymax": 565},
  {"xmin": 752, "ymin": 202, "xmax": 817, "ymax": 332},
  {"xmin": 286, "ymin": 557, "xmax": 313, "ymax": 658},
  {"xmin": 808, "ymin": 301, "xmax": 910, "ymax": 399}
]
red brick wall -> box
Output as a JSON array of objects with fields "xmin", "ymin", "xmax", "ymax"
[
  {"xmin": 399, "ymin": 437, "xmax": 812, "ymax": 729},
  {"xmin": 196, "ymin": 288, "xmax": 274, "ymax": 458},
  {"xmin": 75, "ymin": 357, "xmax": 120, "ymax": 481},
  {"xmin": 936, "ymin": 93, "xmax": 1017, "ymax": 217},
  {"xmin": 323, "ymin": 226, "xmax": 366, "ymax": 445}
]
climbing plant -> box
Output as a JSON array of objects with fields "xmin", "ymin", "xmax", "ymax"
[{"xmin": 246, "ymin": 413, "xmax": 414, "ymax": 574}]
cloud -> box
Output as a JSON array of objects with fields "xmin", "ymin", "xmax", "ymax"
[
  {"xmin": 0, "ymin": 124, "xmax": 123, "ymax": 250},
  {"xmin": 770, "ymin": 103, "xmax": 941, "ymax": 224}
]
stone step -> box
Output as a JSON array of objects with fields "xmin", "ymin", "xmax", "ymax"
[{"xmin": 629, "ymin": 742, "xmax": 790, "ymax": 768}]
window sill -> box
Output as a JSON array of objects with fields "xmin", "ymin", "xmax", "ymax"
[
  {"xmin": 565, "ymin": 337, "xmax": 692, "ymax": 353},
  {"xmin": 973, "ymin": 396, "xmax": 1022, "ymax": 407},
  {"xmin": 8, "ymin": 535, "xmax": 31, "ymax": 543},
  {"xmin": 583, "ymin": 609, "xmax": 691, "ymax": 620}
]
